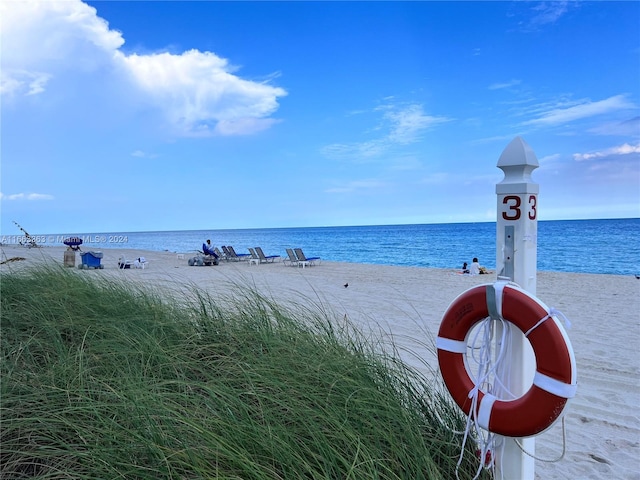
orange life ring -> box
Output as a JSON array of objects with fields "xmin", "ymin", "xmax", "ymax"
[{"xmin": 437, "ymin": 282, "xmax": 577, "ymax": 437}]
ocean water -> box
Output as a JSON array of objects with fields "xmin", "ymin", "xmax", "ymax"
[{"xmin": 30, "ymin": 218, "xmax": 640, "ymax": 276}]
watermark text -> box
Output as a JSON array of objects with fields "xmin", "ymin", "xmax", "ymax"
[{"xmin": 1, "ymin": 235, "xmax": 129, "ymax": 245}]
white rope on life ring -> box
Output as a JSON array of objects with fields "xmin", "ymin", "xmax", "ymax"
[{"xmin": 436, "ymin": 281, "xmax": 577, "ymax": 438}]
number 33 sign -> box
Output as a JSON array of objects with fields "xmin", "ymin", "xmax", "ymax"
[{"xmin": 502, "ymin": 195, "xmax": 537, "ymax": 221}]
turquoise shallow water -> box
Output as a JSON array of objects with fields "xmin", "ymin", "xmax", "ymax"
[{"xmin": 26, "ymin": 218, "xmax": 640, "ymax": 276}]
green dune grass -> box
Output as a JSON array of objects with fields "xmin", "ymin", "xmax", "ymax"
[{"xmin": 1, "ymin": 265, "xmax": 489, "ymax": 479}]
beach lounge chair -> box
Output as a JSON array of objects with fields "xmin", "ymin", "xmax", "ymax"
[
  {"xmin": 255, "ymin": 247, "xmax": 280, "ymax": 264},
  {"xmin": 248, "ymin": 248, "xmax": 260, "ymax": 266},
  {"xmin": 294, "ymin": 248, "xmax": 320, "ymax": 268},
  {"xmin": 118, "ymin": 255, "xmax": 132, "ymax": 269},
  {"xmin": 214, "ymin": 247, "xmax": 226, "ymax": 261},
  {"xmin": 221, "ymin": 246, "xmax": 236, "ymax": 261},
  {"xmin": 118, "ymin": 255, "xmax": 147, "ymax": 269},
  {"xmin": 229, "ymin": 245, "xmax": 250, "ymax": 261},
  {"xmin": 224, "ymin": 246, "xmax": 250, "ymax": 261},
  {"xmin": 284, "ymin": 248, "xmax": 299, "ymax": 267}
]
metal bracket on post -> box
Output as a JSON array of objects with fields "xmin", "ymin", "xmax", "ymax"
[{"xmin": 502, "ymin": 225, "xmax": 514, "ymax": 281}]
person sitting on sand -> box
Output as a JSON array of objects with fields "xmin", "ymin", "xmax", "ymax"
[
  {"xmin": 470, "ymin": 257, "xmax": 488, "ymax": 275},
  {"xmin": 133, "ymin": 257, "xmax": 147, "ymax": 269},
  {"xmin": 462, "ymin": 262, "xmax": 470, "ymax": 274}
]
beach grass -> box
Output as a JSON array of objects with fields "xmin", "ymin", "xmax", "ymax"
[{"xmin": 1, "ymin": 265, "xmax": 489, "ymax": 479}]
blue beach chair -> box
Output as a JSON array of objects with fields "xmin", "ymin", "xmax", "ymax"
[{"xmin": 294, "ymin": 248, "xmax": 320, "ymax": 268}]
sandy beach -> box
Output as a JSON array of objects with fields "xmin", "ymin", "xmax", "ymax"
[{"xmin": 2, "ymin": 245, "xmax": 639, "ymax": 479}]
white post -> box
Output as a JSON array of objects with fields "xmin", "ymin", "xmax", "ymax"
[{"xmin": 495, "ymin": 136, "xmax": 538, "ymax": 479}]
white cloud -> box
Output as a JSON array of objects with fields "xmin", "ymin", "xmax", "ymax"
[
  {"xmin": 514, "ymin": 1, "xmax": 574, "ymax": 32},
  {"xmin": 389, "ymin": 156, "xmax": 423, "ymax": 171},
  {"xmin": 131, "ymin": 150, "xmax": 158, "ymax": 159},
  {"xmin": 0, "ymin": 0, "xmax": 124, "ymax": 70},
  {"xmin": 214, "ymin": 117, "xmax": 282, "ymax": 136},
  {"xmin": 0, "ymin": 0, "xmax": 287, "ymax": 137},
  {"xmin": 325, "ymin": 179, "xmax": 386, "ymax": 194},
  {"xmin": 419, "ymin": 172, "xmax": 449, "ymax": 185},
  {"xmin": 0, "ymin": 192, "xmax": 55, "ymax": 201},
  {"xmin": 116, "ymin": 50, "xmax": 286, "ymax": 136},
  {"xmin": 522, "ymin": 95, "xmax": 636, "ymax": 127},
  {"xmin": 323, "ymin": 103, "xmax": 450, "ymax": 160},
  {"xmin": 0, "ymin": 70, "xmax": 52, "ymax": 97},
  {"xmin": 530, "ymin": 1, "xmax": 570, "ymax": 26},
  {"xmin": 383, "ymin": 104, "xmax": 450, "ymax": 144},
  {"xmin": 0, "ymin": 0, "xmax": 119, "ymax": 97},
  {"xmin": 537, "ymin": 153, "xmax": 562, "ymax": 166},
  {"xmin": 573, "ymin": 143, "xmax": 640, "ymax": 161},
  {"xmin": 471, "ymin": 133, "xmax": 522, "ymax": 145},
  {"xmin": 588, "ymin": 116, "xmax": 640, "ymax": 137},
  {"xmin": 322, "ymin": 140, "xmax": 388, "ymax": 160},
  {"xmin": 489, "ymin": 79, "xmax": 521, "ymax": 90}
]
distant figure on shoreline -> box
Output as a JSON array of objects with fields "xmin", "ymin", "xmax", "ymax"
[
  {"xmin": 470, "ymin": 257, "xmax": 488, "ymax": 275},
  {"xmin": 462, "ymin": 262, "xmax": 470, "ymax": 274}
]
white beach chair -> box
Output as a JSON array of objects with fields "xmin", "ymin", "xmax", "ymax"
[{"xmin": 118, "ymin": 255, "xmax": 132, "ymax": 269}]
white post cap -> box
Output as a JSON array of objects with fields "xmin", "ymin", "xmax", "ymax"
[{"xmin": 497, "ymin": 136, "xmax": 539, "ymax": 193}]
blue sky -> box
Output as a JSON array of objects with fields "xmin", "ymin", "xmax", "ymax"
[{"xmin": 1, "ymin": 1, "xmax": 639, "ymax": 235}]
